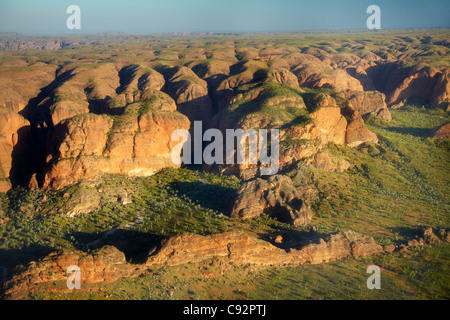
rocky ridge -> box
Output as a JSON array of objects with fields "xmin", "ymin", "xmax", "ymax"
[{"xmin": 2, "ymin": 226, "xmax": 448, "ymax": 299}]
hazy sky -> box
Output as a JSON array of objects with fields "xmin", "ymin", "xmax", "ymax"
[{"xmin": 0, "ymin": 0, "xmax": 449, "ymax": 35}]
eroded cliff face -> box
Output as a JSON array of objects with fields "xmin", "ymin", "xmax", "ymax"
[
  {"xmin": 0, "ymin": 33, "xmax": 449, "ymax": 191},
  {"xmin": 1, "ymin": 62, "xmax": 190, "ymax": 190},
  {"xmin": 207, "ymin": 80, "xmax": 378, "ymax": 178},
  {"xmin": 41, "ymin": 99, "xmax": 190, "ymax": 190},
  {"xmin": 367, "ymin": 64, "xmax": 450, "ymax": 110},
  {"xmin": 158, "ymin": 65, "xmax": 213, "ymax": 124},
  {"xmin": 0, "ymin": 107, "xmax": 33, "ymax": 192}
]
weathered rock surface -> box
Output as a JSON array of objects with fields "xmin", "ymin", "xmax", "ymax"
[
  {"xmin": 41, "ymin": 100, "xmax": 190, "ymax": 190},
  {"xmin": 382, "ymin": 227, "xmax": 449, "ymax": 254},
  {"xmin": 0, "ymin": 180, "xmax": 11, "ymax": 193},
  {"xmin": 0, "ymin": 62, "xmax": 57, "ymax": 113},
  {"xmin": 3, "ymin": 226, "xmax": 448, "ymax": 299},
  {"xmin": 342, "ymin": 90, "xmax": 391, "ymax": 120},
  {"xmin": 341, "ymin": 106, "xmax": 379, "ymax": 147},
  {"xmin": 292, "ymin": 62, "xmax": 364, "ymax": 92},
  {"xmin": 430, "ymin": 123, "xmax": 450, "ymax": 139},
  {"xmin": 1, "ymin": 229, "xmax": 384, "ymax": 299},
  {"xmin": 0, "ymin": 107, "xmax": 32, "ymax": 191},
  {"xmin": 228, "ymin": 175, "xmax": 312, "ymax": 227},
  {"xmin": 1, "ymin": 245, "xmax": 138, "ymax": 299},
  {"xmin": 159, "ymin": 65, "xmax": 213, "ymax": 123},
  {"xmin": 146, "ymin": 231, "xmax": 292, "ymax": 267},
  {"xmin": 188, "ymin": 60, "xmax": 232, "ymax": 80},
  {"xmin": 208, "ymin": 83, "xmax": 377, "ymax": 179},
  {"xmin": 58, "ymin": 184, "xmax": 101, "ymax": 217},
  {"xmin": 30, "ymin": 63, "xmax": 120, "ymax": 127},
  {"xmin": 42, "ymin": 113, "xmax": 112, "ymax": 189},
  {"xmin": 367, "ymin": 64, "xmax": 450, "ymax": 110}
]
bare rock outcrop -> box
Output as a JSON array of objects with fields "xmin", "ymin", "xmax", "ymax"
[
  {"xmin": 41, "ymin": 97, "xmax": 190, "ymax": 190},
  {"xmin": 342, "ymin": 90, "xmax": 391, "ymax": 120},
  {"xmin": 0, "ymin": 107, "xmax": 32, "ymax": 192},
  {"xmin": 159, "ymin": 65, "xmax": 213, "ymax": 123},
  {"xmin": 58, "ymin": 184, "xmax": 102, "ymax": 217},
  {"xmin": 188, "ymin": 60, "xmax": 232, "ymax": 80},
  {"xmin": 430, "ymin": 123, "xmax": 450, "ymax": 139},
  {"xmin": 31, "ymin": 63, "xmax": 121, "ymax": 127},
  {"xmin": 289, "ymin": 231, "xmax": 384, "ymax": 264},
  {"xmin": 367, "ymin": 64, "xmax": 450, "ymax": 110},
  {"xmin": 341, "ymin": 106, "xmax": 378, "ymax": 147},
  {"xmin": 1, "ymin": 245, "xmax": 138, "ymax": 299},
  {"xmin": 42, "ymin": 113, "xmax": 113, "ymax": 190},
  {"xmin": 116, "ymin": 64, "xmax": 166, "ymax": 103},
  {"xmin": 387, "ymin": 67, "xmax": 450, "ymax": 110},
  {"xmin": 228, "ymin": 175, "xmax": 312, "ymax": 227},
  {"xmin": 1, "ymin": 229, "xmax": 385, "ymax": 299},
  {"xmin": 383, "ymin": 227, "xmax": 449, "ymax": 254},
  {"xmin": 28, "ymin": 63, "xmax": 167, "ymax": 128},
  {"xmin": 208, "ymin": 80, "xmax": 378, "ymax": 179},
  {"xmin": 292, "ymin": 63, "xmax": 364, "ymax": 92},
  {"xmin": 5, "ymin": 226, "xmax": 449, "ymax": 299}
]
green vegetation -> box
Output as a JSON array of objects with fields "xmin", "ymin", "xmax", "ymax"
[
  {"xmin": 0, "ymin": 168, "xmax": 236, "ymax": 268},
  {"xmin": 223, "ymin": 82, "xmax": 327, "ymax": 130},
  {"xmin": 1, "ymin": 168, "xmax": 292, "ymax": 269}
]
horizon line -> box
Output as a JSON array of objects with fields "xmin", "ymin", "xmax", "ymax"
[{"xmin": 1, "ymin": 26, "xmax": 450, "ymax": 37}]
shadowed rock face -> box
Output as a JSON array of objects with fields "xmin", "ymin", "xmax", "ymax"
[
  {"xmin": 1, "ymin": 245, "xmax": 139, "ymax": 299},
  {"xmin": 228, "ymin": 175, "xmax": 312, "ymax": 227},
  {"xmin": 305, "ymin": 151, "xmax": 351, "ymax": 172},
  {"xmin": 158, "ymin": 65, "xmax": 213, "ymax": 124},
  {"xmin": 0, "ymin": 107, "xmax": 33, "ymax": 191},
  {"xmin": 293, "ymin": 63, "xmax": 364, "ymax": 92},
  {"xmin": 367, "ymin": 64, "xmax": 450, "ymax": 110}
]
